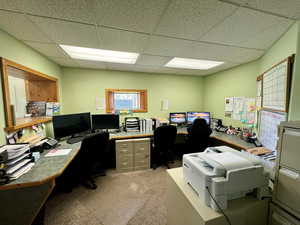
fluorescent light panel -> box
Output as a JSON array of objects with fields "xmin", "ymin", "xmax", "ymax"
[
  {"xmin": 60, "ymin": 45, "xmax": 139, "ymax": 64},
  {"xmin": 165, "ymin": 57, "xmax": 224, "ymax": 70}
]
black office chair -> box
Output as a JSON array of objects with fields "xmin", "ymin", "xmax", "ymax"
[
  {"xmin": 152, "ymin": 125, "xmax": 177, "ymax": 169},
  {"xmin": 78, "ymin": 131, "xmax": 110, "ymax": 189},
  {"xmin": 186, "ymin": 118, "xmax": 212, "ymax": 153},
  {"xmin": 59, "ymin": 131, "xmax": 110, "ymax": 191}
]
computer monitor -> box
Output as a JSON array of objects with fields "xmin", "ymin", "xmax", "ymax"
[
  {"xmin": 187, "ymin": 112, "xmax": 210, "ymax": 125},
  {"xmin": 92, "ymin": 114, "xmax": 120, "ymax": 130},
  {"xmin": 53, "ymin": 112, "xmax": 91, "ymax": 139},
  {"xmin": 169, "ymin": 112, "xmax": 186, "ymax": 125}
]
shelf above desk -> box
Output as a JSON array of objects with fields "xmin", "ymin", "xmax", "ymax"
[{"xmin": 5, "ymin": 117, "xmax": 52, "ymax": 133}]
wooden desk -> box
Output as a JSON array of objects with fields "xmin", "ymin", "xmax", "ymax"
[{"xmin": 166, "ymin": 168, "xmax": 269, "ymax": 225}]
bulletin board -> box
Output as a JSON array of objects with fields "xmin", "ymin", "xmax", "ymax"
[
  {"xmin": 258, "ymin": 110, "xmax": 287, "ymax": 151},
  {"xmin": 224, "ymin": 97, "xmax": 256, "ymax": 125},
  {"xmin": 261, "ymin": 55, "xmax": 294, "ymax": 112}
]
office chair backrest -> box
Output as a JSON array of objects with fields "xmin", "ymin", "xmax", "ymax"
[
  {"xmin": 154, "ymin": 125, "xmax": 177, "ymax": 149},
  {"xmin": 80, "ymin": 132, "xmax": 110, "ymax": 160},
  {"xmin": 188, "ymin": 118, "xmax": 212, "ymax": 152}
]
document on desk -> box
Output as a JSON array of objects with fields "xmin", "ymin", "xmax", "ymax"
[{"xmin": 45, "ymin": 149, "xmax": 72, "ymax": 157}]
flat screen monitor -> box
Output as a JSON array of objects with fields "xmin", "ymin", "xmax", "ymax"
[
  {"xmin": 92, "ymin": 114, "xmax": 120, "ymax": 130},
  {"xmin": 169, "ymin": 112, "xmax": 186, "ymax": 125},
  {"xmin": 187, "ymin": 112, "xmax": 210, "ymax": 125},
  {"xmin": 53, "ymin": 112, "xmax": 91, "ymax": 139}
]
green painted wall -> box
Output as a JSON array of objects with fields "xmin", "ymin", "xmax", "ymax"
[
  {"xmin": 203, "ymin": 60, "xmax": 259, "ymax": 127},
  {"xmin": 61, "ymin": 68, "xmax": 204, "ymax": 120},
  {"xmin": 203, "ymin": 22, "xmax": 298, "ymax": 127},
  {"xmin": 0, "ymin": 29, "xmax": 62, "ymax": 144},
  {"xmin": 259, "ymin": 22, "xmax": 298, "ymax": 74}
]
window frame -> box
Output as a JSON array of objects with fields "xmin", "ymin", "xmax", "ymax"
[{"xmin": 105, "ymin": 89, "xmax": 148, "ymax": 113}]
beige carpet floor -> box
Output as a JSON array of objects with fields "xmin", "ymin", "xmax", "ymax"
[{"xmin": 45, "ymin": 163, "xmax": 181, "ymax": 225}]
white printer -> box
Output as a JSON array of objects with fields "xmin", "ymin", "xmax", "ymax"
[{"xmin": 183, "ymin": 146, "xmax": 269, "ymax": 211}]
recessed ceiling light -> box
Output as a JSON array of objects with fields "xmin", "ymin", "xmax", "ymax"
[
  {"xmin": 60, "ymin": 45, "xmax": 139, "ymax": 64},
  {"xmin": 165, "ymin": 57, "xmax": 224, "ymax": 70}
]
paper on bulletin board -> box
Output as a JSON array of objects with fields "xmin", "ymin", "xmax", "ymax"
[
  {"xmin": 246, "ymin": 98, "xmax": 256, "ymax": 112},
  {"xmin": 225, "ymin": 97, "xmax": 233, "ymax": 111}
]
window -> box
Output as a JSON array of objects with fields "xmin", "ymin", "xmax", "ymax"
[{"xmin": 105, "ymin": 89, "xmax": 147, "ymax": 113}]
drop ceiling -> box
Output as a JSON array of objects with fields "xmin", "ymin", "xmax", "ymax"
[{"xmin": 0, "ymin": 0, "xmax": 297, "ymax": 76}]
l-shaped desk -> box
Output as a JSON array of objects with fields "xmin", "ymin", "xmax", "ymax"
[{"xmin": 0, "ymin": 129, "xmax": 255, "ymax": 225}]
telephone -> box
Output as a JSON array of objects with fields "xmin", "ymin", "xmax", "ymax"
[
  {"xmin": 247, "ymin": 136, "xmax": 263, "ymax": 147},
  {"xmin": 42, "ymin": 138, "xmax": 58, "ymax": 149}
]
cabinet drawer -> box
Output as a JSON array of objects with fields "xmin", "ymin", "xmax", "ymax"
[
  {"xmin": 116, "ymin": 141, "xmax": 133, "ymax": 155},
  {"xmin": 274, "ymin": 167, "xmax": 300, "ymax": 216},
  {"xmin": 116, "ymin": 154, "xmax": 133, "ymax": 170},
  {"xmin": 134, "ymin": 142, "xmax": 150, "ymax": 154},
  {"xmin": 269, "ymin": 203, "xmax": 300, "ymax": 225},
  {"xmin": 134, "ymin": 155, "xmax": 150, "ymax": 168},
  {"xmin": 280, "ymin": 129, "xmax": 300, "ymax": 170},
  {"xmin": 116, "ymin": 147, "xmax": 133, "ymax": 156}
]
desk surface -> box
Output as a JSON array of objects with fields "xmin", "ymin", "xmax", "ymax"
[
  {"xmin": 0, "ymin": 129, "xmax": 254, "ymax": 191},
  {"xmin": 0, "ymin": 141, "xmax": 81, "ymax": 191},
  {"xmin": 110, "ymin": 128, "xmax": 255, "ymax": 150}
]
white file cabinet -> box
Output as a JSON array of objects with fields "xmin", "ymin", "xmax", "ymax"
[
  {"xmin": 116, "ymin": 138, "xmax": 150, "ymax": 172},
  {"xmin": 269, "ymin": 203, "xmax": 300, "ymax": 225},
  {"xmin": 274, "ymin": 122, "xmax": 300, "ymax": 219}
]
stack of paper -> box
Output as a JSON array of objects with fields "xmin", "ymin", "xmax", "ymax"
[
  {"xmin": 125, "ymin": 118, "xmax": 140, "ymax": 132},
  {"xmin": 0, "ymin": 144, "xmax": 34, "ymax": 183}
]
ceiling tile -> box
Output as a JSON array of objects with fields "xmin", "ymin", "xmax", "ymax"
[
  {"xmin": 29, "ymin": 16, "xmax": 100, "ymax": 48},
  {"xmin": 136, "ymin": 54, "xmax": 171, "ymax": 66},
  {"xmin": 200, "ymin": 7, "xmax": 293, "ymax": 49},
  {"xmin": 0, "ymin": 1, "xmax": 19, "ymax": 11},
  {"xmin": 92, "ymin": 0, "xmax": 169, "ymax": 33},
  {"xmin": 154, "ymin": 0, "xmax": 237, "ymax": 40},
  {"xmin": 75, "ymin": 60, "xmax": 107, "ymax": 69},
  {"xmin": 228, "ymin": 0, "xmax": 300, "ymax": 19},
  {"xmin": 97, "ymin": 27, "xmax": 149, "ymax": 52},
  {"xmin": 16, "ymin": 0, "xmax": 95, "ymax": 24},
  {"xmin": 0, "ymin": 11, "xmax": 51, "ymax": 42},
  {"xmin": 24, "ymin": 41, "xmax": 67, "ymax": 58},
  {"xmin": 186, "ymin": 42, "xmax": 264, "ymax": 63},
  {"xmin": 144, "ymin": 36, "xmax": 193, "ymax": 57},
  {"xmin": 49, "ymin": 57, "xmax": 79, "ymax": 67}
]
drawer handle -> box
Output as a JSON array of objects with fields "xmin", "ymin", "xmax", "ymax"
[
  {"xmin": 140, "ymin": 148, "xmax": 145, "ymax": 150},
  {"xmin": 122, "ymin": 162, "xmax": 128, "ymax": 166},
  {"xmin": 279, "ymin": 168, "xmax": 299, "ymax": 180},
  {"xmin": 120, "ymin": 150, "xmax": 128, "ymax": 153}
]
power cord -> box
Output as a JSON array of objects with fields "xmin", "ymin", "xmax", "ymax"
[{"xmin": 206, "ymin": 186, "xmax": 232, "ymax": 225}]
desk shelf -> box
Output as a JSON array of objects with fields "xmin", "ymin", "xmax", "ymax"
[{"xmin": 4, "ymin": 117, "xmax": 52, "ymax": 132}]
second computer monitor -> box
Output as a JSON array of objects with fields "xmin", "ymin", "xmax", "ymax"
[
  {"xmin": 169, "ymin": 112, "xmax": 186, "ymax": 125},
  {"xmin": 187, "ymin": 112, "xmax": 210, "ymax": 125},
  {"xmin": 92, "ymin": 114, "xmax": 120, "ymax": 130}
]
